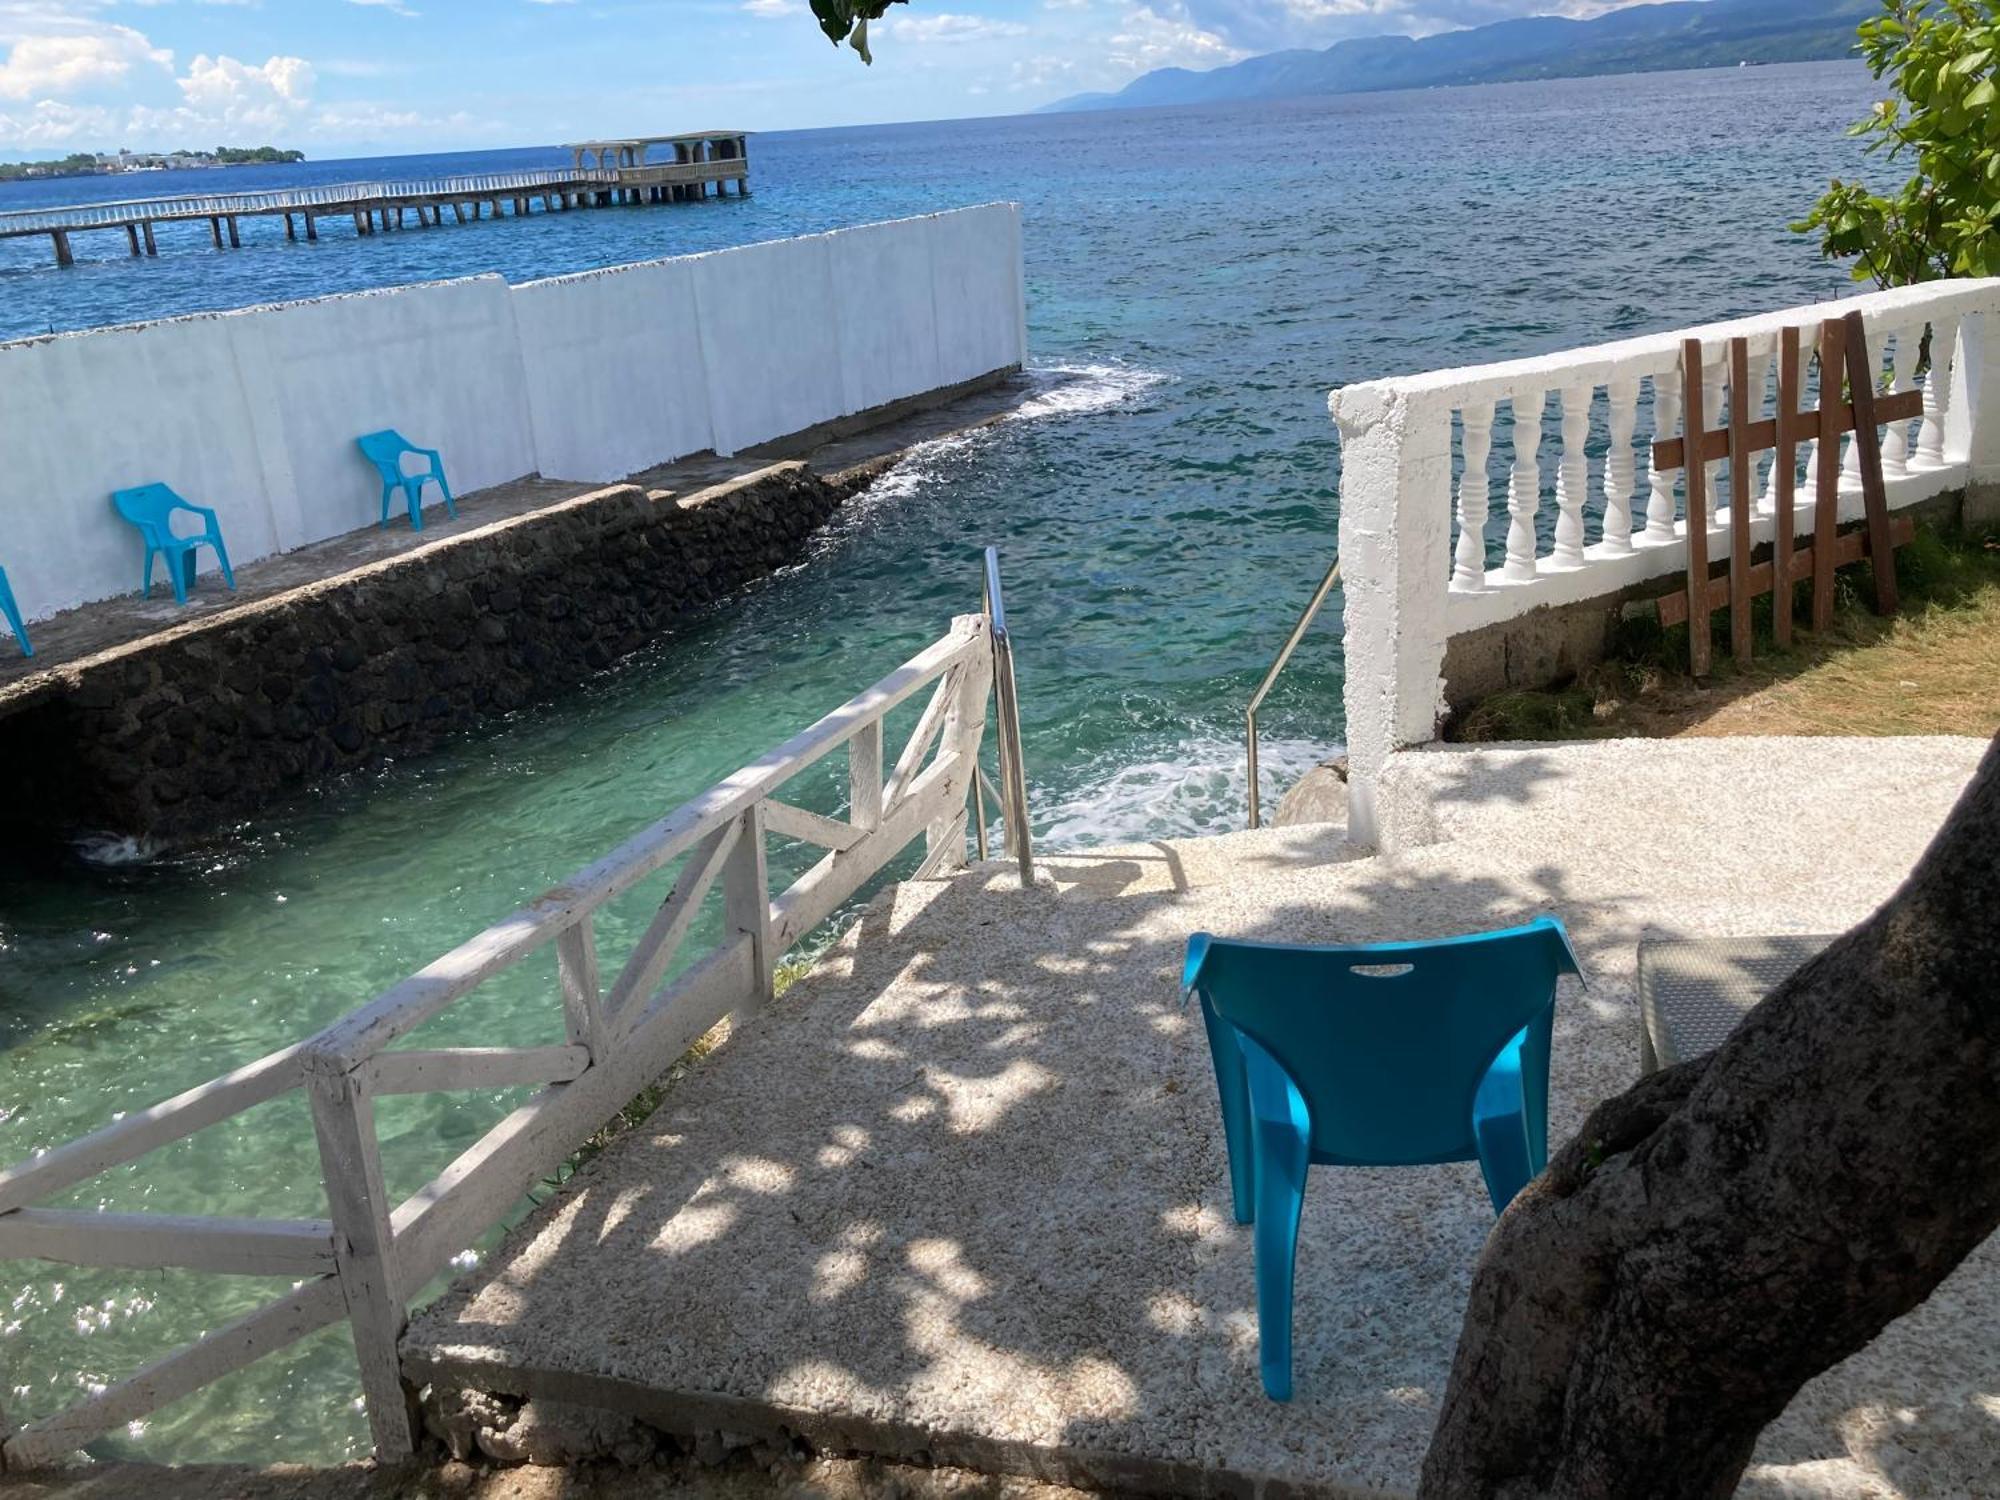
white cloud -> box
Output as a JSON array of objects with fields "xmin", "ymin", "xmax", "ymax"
[
  {"xmin": 0, "ymin": 24, "xmax": 170, "ymax": 101},
  {"xmin": 1107, "ymin": 3, "xmax": 1246, "ymax": 72},
  {"xmin": 741, "ymin": 0, "xmax": 797, "ymax": 14},
  {"xmin": 885, "ymin": 12, "xmax": 1032, "ymax": 44}
]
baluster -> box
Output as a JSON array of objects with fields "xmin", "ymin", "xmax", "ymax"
[
  {"xmin": 1916, "ymin": 315, "xmax": 1958, "ymax": 468},
  {"xmin": 1550, "ymin": 383, "xmax": 1590, "ymax": 568},
  {"xmin": 1839, "ymin": 325, "xmax": 1875, "ymax": 498},
  {"xmin": 1644, "ymin": 369, "xmax": 1680, "ymax": 543},
  {"xmin": 1700, "ymin": 355, "xmax": 1725, "ymax": 544},
  {"xmin": 1452, "ymin": 401, "xmax": 1495, "ymax": 590},
  {"xmin": 1601, "ymin": 375, "xmax": 1638, "ymax": 554},
  {"xmin": 1744, "ymin": 350, "xmax": 1773, "ymax": 515},
  {"xmin": 1802, "ymin": 344, "xmax": 1822, "ymax": 504},
  {"xmin": 1504, "ymin": 390, "xmax": 1545, "ymax": 581},
  {"xmin": 1881, "ymin": 324, "xmax": 1921, "ymax": 476}
]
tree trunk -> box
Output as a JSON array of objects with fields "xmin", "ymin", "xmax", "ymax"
[{"xmin": 1421, "ymin": 733, "xmax": 2000, "ymax": 1499}]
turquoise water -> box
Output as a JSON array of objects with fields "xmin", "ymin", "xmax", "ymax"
[{"xmin": 0, "ymin": 62, "xmax": 1884, "ymax": 1463}]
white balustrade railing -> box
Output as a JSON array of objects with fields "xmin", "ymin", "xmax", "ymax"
[
  {"xmin": 1329, "ymin": 277, "xmax": 2000, "ymax": 847},
  {"xmin": 0, "ymin": 169, "xmax": 627, "ymax": 236},
  {"xmin": 0, "ymin": 608, "xmax": 1020, "ymax": 1470}
]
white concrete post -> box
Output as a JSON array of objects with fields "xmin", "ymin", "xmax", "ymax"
[
  {"xmin": 1331, "ymin": 383, "xmax": 1452, "ymax": 850},
  {"xmin": 1947, "ymin": 312, "xmax": 2000, "ymax": 513}
]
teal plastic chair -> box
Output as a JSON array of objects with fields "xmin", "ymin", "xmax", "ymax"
[
  {"xmin": 0, "ymin": 565, "xmax": 30, "ymax": 656},
  {"xmin": 357, "ymin": 430, "xmax": 455, "ymax": 531},
  {"xmin": 111, "ymin": 483, "xmax": 235, "ymax": 605},
  {"xmin": 1183, "ymin": 916, "xmax": 1583, "ymax": 1401}
]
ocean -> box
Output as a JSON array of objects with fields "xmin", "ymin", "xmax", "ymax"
[{"xmin": 0, "ymin": 61, "xmax": 1884, "ymax": 1463}]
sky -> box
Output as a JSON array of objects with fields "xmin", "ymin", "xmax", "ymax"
[{"xmin": 0, "ymin": 0, "xmax": 1657, "ymax": 158}]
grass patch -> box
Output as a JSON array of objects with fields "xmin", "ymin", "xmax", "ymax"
[{"xmin": 1450, "ymin": 523, "xmax": 2000, "ymax": 744}]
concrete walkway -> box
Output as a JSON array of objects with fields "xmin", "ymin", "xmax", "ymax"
[{"xmin": 403, "ymin": 737, "xmax": 1998, "ymax": 1500}]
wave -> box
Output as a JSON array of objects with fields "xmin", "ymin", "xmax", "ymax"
[
  {"xmin": 1032, "ymin": 734, "xmax": 1338, "ymax": 850},
  {"xmin": 843, "ymin": 359, "xmax": 1173, "ymax": 514},
  {"xmin": 72, "ymin": 832, "xmax": 166, "ymax": 868}
]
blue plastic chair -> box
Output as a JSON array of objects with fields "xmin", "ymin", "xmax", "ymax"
[
  {"xmin": 0, "ymin": 565, "xmax": 30, "ymax": 656},
  {"xmin": 357, "ymin": 430, "xmax": 455, "ymax": 531},
  {"xmin": 110, "ymin": 483, "xmax": 236, "ymax": 606},
  {"xmin": 1183, "ymin": 916, "xmax": 1583, "ymax": 1401}
]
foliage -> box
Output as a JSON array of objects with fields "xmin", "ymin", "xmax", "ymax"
[
  {"xmin": 1796, "ymin": 0, "xmax": 2000, "ymax": 286},
  {"xmin": 809, "ymin": 0, "xmax": 908, "ymax": 64}
]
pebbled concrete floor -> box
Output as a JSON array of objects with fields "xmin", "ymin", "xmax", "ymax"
[{"xmin": 403, "ymin": 736, "xmax": 1999, "ymax": 1500}]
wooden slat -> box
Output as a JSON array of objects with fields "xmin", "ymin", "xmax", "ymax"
[
  {"xmin": 0, "ymin": 1209, "xmax": 336, "ymax": 1277},
  {"xmin": 0, "ymin": 1044, "xmax": 303, "ymax": 1216},
  {"xmin": 387, "ymin": 938, "xmax": 755, "ymax": 1300},
  {"xmin": 1814, "ymin": 318, "xmax": 1845, "ymax": 632},
  {"xmin": 605, "ymin": 818, "xmax": 740, "ymax": 1027},
  {"xmin": 556, "ymin": 919, "xmax": 607, "ymax": 1059},
  {"xmin": 762, "ymin": 800, "xmax": 866, "ymax": 852},
  {"xmin": 724, "ymin": 806, "xmax": 774, "ymax": 1016},
  {"xmin": 1682, "ymin": 340, "xmax": 1713, "ymax": 676},
  {"xmin": 849, "ymin": 721, "xmax": 884, "ymax": 833},
  {"xmin": 1651, "ymin": 388, "xmax": 1921, "ymax": 471},
  {"xmin": 1773, "ymin": 326, "xmax": 1801, "ymax": 648},
  {"xmin": 306, "ymin": 1068, "xmax": 416, "ymax": 1459},
  {"xmin": 883, "ymin": 665, "xmax": 959, "ymax": 813},
  {"xmin": 771, "ymin": 750, "xmax": 966, "ymax": 951},
  {"xmin": 362, "ymin": 1046, "xmax": 589, "ymax": 1097},
  {"xmin": 0, "ymin": 1276, "xmax": 345, "ymax": 1469},
  {"xmin": 1843, "ymin": 310, "xmax": 1900, "ymax": 615},
  {"xmin": 1656, "ymin": 517, "xmax": 1913, "ymax": 627},
  {"xmin": 1728, "ymin": 337, "xmax": 1754, "ymax": 666},
  {"xmin": 302, "ymin": 622, "xmax": 985, "ymax": 1071}
]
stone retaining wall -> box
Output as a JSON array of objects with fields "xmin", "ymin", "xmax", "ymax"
[{"xmin": 0, "ymin": 461, "xmax": 873, "ymax": 844}]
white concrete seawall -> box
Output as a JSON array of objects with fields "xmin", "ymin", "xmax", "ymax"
[{"xmin": 0, "ymin": 202, "xmax": 1028, "ymax": 622}]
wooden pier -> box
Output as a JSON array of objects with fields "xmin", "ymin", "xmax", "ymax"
[{"xmin": 1, "ymin": 131, "xmax": 750, "ymax": 268}]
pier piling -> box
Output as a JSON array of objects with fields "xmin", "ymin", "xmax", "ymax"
[
  {"xmin": 50, "ymin": 230, "xmax": 72, "ymax": 267},
  {"xmin": 125, "ymin": 223, "xmax": 140, "ymax": 256}
]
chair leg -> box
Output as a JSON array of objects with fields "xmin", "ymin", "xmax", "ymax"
[
  {"xmin": 380, "ymin": 482, "xmax": 395, "ymax": 528},
  {"xmin": 1239, "ymin": 1031, "xmax": 1312, "ymax": 1402},
  {"xmin": 1198, "ymin": 997, "xmax": 1256, "ymax": 1225},
  {"xmin": 210, "ymin": 536, "xmax": 236, "ymax": 591},
  {"xmin": 0, "ymin": 583, "xmax": 30, "ymax": 657},
  {"xmin": 1472, "ymin": 1032, "xmax": 1535, "ymax": 1214},
  {"xmin": 435, "ymin": 470, "xmax": 456, "ymax": 519},
  {"xmin": 140, "ymin": 547, "xmax": 155, "ymax": 601},
  {"xmin": 167, "ymin": 550, "xmax": 189, "ymax": 607},
  {"xmin": 405, "ymin": 479, "xmax": 424, "ymax": 532}
]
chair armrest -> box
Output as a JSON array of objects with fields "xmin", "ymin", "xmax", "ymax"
[{"xmin": 175, "ymin": 502, "xmax": 221, "ymax": 523}]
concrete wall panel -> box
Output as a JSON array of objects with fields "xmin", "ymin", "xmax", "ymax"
[
  {"xmin": 0, "ymin": 204, "xmax": 1025, "ymax": 623},
  {"xmin": 830, "ymin": 218, "xmax": 942, "ymax": 416},
  {"xmin": 515, "ymin": 259, "xmax": 714, "ymax": 482},
  {"xmin": 692, "ymin": 232, "xmax": 845, "ymax": 456}
]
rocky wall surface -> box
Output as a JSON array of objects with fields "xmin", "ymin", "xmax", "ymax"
[{"xmin": 0, "ymin": 462, "xmax": 865, "ymax": 844}]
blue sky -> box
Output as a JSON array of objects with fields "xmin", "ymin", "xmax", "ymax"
[{"xmin": 0, "ymin": 0, "xmax": 1648, "ymax": 157}]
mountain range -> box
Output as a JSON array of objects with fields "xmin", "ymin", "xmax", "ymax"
[{"xmin": 1042, "ymin": 0, "xmax": 1876, "ymax": 113}]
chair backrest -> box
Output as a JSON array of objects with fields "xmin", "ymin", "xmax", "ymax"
[
  {"xmin": 355, "ymin": 430, "xmax": 413, "ymax": 477},
  {"xmin": 1185, "ymin": 917, "xmax": 1582, "ymax": 1167},
  {"xmin": 111, "ymin": 483, "xmax": 187, "ymax": 537}
]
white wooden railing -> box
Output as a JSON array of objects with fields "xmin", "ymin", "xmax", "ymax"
[
  {"xmin": 0, "ymin": 606, "xmax": 1021, "ymax": 1469},
  {"xmin": 1328, "ymin": 278, "xmax": 2000, "ymax": 847}
]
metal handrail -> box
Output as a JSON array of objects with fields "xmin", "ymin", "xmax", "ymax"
[
  {"xmin": 1245, "ymin": 554, "xmax": 1341, "ymax": 830},
  {"xmin": 982, "ymin": 547, "xmax": 1034, "ymax": 884}
]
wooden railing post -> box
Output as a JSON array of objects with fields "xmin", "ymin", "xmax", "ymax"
[
  {"xmin": 304, "ymin": 1060, "xmax": 417, "ymax": 1459},
  {"xmin": 725, "ymin": 804, "xmax": 773, "ymax": 1015},
  {"xmin": 849, "ymin": 721, "xmax": 883, "ymax": 833},
  {"xmin": 556, "ymin": 918, "xmax": 608, "ymax": 1060}
]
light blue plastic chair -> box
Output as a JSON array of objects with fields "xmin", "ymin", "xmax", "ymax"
[
  {"xmin": 0, "ymin": 565, "xmax": 30, "ymax": 656},
  {"xmin": 357, "ymin": 430, "xmax": 455, "ymax": 531},
  {"xmin": 1183, "ymin": 915, "xmax": 1583, "ymax": 1401},
  {"xmin": 111, "ymin": 483, "xmax": 236, "ymax": 606}
]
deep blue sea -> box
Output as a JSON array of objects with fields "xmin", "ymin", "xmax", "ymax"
[{"xmin": 0, "ymin": 62, "xmax": 1884, "ymax": 1464}]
